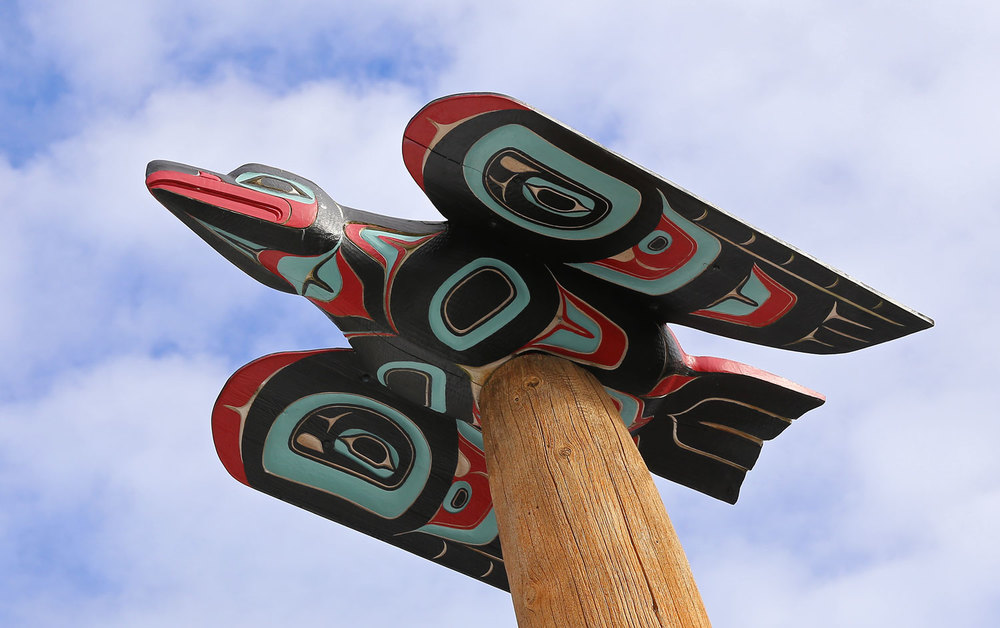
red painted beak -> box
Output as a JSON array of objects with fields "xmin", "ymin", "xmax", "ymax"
[{"xmin": 145, "ymin": 166, "xmax": 317, "ymax": 229}]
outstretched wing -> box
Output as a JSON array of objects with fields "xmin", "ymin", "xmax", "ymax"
[
  {"xmin": 210, "ymin": 345, "xmax": 823, "ymax": 586},
  {"xmin": 213, "ymin": 348, "xmax": 509, "ymax": 590},
  {"xmin": 631, "ymin": 352, "xmax": 825, "ymax": 504},
  {"xmin": 402, "ymin": 92, "xmax": 932, "ymax": 354}
]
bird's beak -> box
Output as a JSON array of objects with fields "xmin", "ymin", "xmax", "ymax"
[{"xmin": 144, "ymin": 160, "xmax": 318, "ymax": 228}]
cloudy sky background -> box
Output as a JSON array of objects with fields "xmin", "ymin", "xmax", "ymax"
[{"xmin": 1, "ymin": 1, "xmax": 996, "ymax": 626}]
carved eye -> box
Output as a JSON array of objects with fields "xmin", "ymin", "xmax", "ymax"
[
  {"xmin": 290, "ymin": 407, "xmax": 407, "ymax": 485},
  {"xmin": 646, "ymin": 235, "xmax": 670, "ymax": 251},
  {"xmin": 241, "ymin": 175, "xmax": 307, "ymax": 197},
  {"xmin": 525, "ymin": 183, "xmax": 586, "ymax": 213},
  {"xmin": 450, "ymin": 487, "xmax": 470, "ymax": 510},
  {"xmin": 340, "ymin": 434, "xmax": 396, "ymax": 471},
  {"xmin": 443, "ymin": 481, "xmax": 474, "ymax": 513}
]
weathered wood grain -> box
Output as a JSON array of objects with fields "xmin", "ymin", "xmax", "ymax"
[{"xmin": 481, "ymin": 354, "xmax": 712, "ymax": 627}]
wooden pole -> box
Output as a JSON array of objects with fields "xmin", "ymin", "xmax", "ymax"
[{"xmin": 479, "ymin": 354, "xmax": 711, "ymax": 627}]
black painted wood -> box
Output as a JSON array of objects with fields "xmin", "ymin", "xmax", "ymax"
[{"xmin": 146, "ymin": 93, "xmax": 931, "ymax": 589}]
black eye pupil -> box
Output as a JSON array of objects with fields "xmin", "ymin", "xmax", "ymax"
[
  {"xmin": 450, "ymin": 488, "xmax": 470, "ymax": 510},
  {"xmin": 535, "ymin": 187, "xmax": 578, "ymax": 212},
  {"xmin": 351, "ymin": 436, "xmax": 389, "ymax": 465},
  {"xmin": 647, "ymin": 235, "xmax": 669, "ymax": 251}
]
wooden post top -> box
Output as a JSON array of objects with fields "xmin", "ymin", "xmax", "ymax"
[{"xmin": 481, "ymin": 354, "xmax": 712, "ymax": 627}]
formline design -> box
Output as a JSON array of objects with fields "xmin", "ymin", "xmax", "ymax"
[{"xmin": 147, "ymin": 92, "xmax": 932, "ymax": 589}]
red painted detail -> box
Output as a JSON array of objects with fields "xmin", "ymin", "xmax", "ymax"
[
  {"xmin": 402, "ymin": 138, "xmax": 430, "ymax": 191},
  {"xmin": 470, "ymin": 402, "xmax": 482, "ymax": 429},
  {"xmin": 424, "ymin": 429, "xmax": 494, "ymax": 531},
  {"xmin": 686, "ymin": 355, "xmax": 825, "ymax": 400},
  {"xmin": 629, "ymin": 415, "xmax": 654, "ymax": 432},
  {"xmin": 344, "ymin": 224, "xmax": 438, "ymax": 332},
  {"xmin": 647, "ymin": 374, "xmax": 697, "ymax": 398},
  {"xmin": 345, "ymin": 224, "xmax": 437, "ymax": 269},
  {"xmin": 310, "ymin": 250, "xmax": 372, "ymax": 321},
  {"xmin": 587, "ymin": 211, "xmax": 699, "ymax": 281},
  {"xmin": 281, "ymin": 198, "xmax": 319, "ymax": 229},
  {"xmin": 523, "ymin": 282, "xmax": 629, "ymax": 370},
  {"xmin": 345, "ymin": 223, "xmax": 379, "ymax": 262},
  {"xmin": 145, "ymin": 169, "xmax": 317, "ymax": 228},
  {"xmin": 650, "ymin": 327, "xmax": 823, "ymax": 400},
  {"xmin": 691, "ymin": 265, "xmax": 797, "ymax": 327},
  {"xmin": 257, "ymin": 248, "xmax": 372, "ymax": 321},
  {"xmin": 255, "ymin": 249, "xmax": 286, "ymax": 273},
  {"xmin": 343, "ymin": 330, "xmax": 397, "ymax": 340},
  {"xmin": 402, "ymin": 93, "xmax": 530, "ymax": 190},
  {"xmin": 212, "ymin": 350, "xmax": 336, "ymax": 485}
]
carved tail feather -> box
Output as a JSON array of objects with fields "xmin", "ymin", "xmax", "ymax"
[{"xmin": 636, "ymin": 354, "xmax": 825, "ymax": 504}]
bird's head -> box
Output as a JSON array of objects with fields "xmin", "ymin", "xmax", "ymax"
[{"xmin": 146, "ymin": 160, "xmax": 344, "ymax": 294}]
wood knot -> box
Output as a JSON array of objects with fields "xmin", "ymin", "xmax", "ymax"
[
  {"xmin": 557, "ymin": 446, "xmax": 572, "ymax": 458},
  {"xmin": 525, "ymin": 376, "xmax": 541, "ymax": 389},
  {"xmin": 522, "ymin": 581, "xmax": 539, "ymax": 609}
]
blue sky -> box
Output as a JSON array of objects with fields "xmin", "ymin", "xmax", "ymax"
[{"xmin": 1, "ymin": 1, "xmax": 997, "ymax": 626}]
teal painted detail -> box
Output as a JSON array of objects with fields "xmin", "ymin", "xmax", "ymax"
[
  {"xmin": 604, "ymin": 387, "xmax": 640, "ymax": 428},
  {"xmin": 276, "ymin": 245, "xmax": 342, "ymax": 301},
  {"xmin": 568, "ymin": 191, "xmax": 721, "ymax": 295},
  {"xmin": 417, "ymin": 509, "xmax": 498, "ymax": 546},
  {"xmin": 701, "ymin": 269, "xmax": 770, "ymax": 316},
  {"xmin": 359, "ymin": 228, "xmax": 428, "ymax": 270},
  {"xmin": 464, "ymin": 125, "xmax": 641, "ymax": 240},
  {"xmin": 443, "ymin": 481, "xmax": 473, "ymax": 513},
  {"xmin": 428, "ymin": 258, "xmax": 530, "ymax": 351},
  {"xmin": 376, "ymin": 361, "xmax": 449, "ymax": 413},
  {"xmin": 262, "ymin": 393, "xmax": 431, "ymax": 519},
  {"xmin": 456, "ymin": 420, "xmax": 484, "ymax": 449},
  {"xmin": 235, "ymin": 171, "xmax": 316, "ymax": 203},
  {"xmin": 538, "ymin": 299, "xmax": 601, "ymax": 355},
  {"xmin": 332, "ymin": 428, "xmax": 399, "ymax": 479},
  {"xmin": 639, "ymin": 230, "xmax": 672, "ymax": 254}
]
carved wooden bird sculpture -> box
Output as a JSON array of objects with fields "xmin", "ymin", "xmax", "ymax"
[{"xmin": 146, "ymin": 93, "xmax": 932, "ymax": 590}]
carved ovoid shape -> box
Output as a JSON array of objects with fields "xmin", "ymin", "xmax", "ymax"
[{"xmin": 147, "ymin": 92, "xmax": 932, "ymax": 589}]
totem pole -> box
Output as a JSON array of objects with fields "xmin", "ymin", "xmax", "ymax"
[{"xmin": 147, "ymin": 93, "xmax": 931, "ymax": 626}]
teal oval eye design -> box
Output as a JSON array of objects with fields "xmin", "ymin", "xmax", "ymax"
[
  {"xmin": 640, "ymin": 231, "xmax": 672, "ymax": 254},
  {"xmin": 443, "ymin": 481, "xmax": 473, "ymax": 513},
  {"xmin": 429, "ymin": 258, "xmax": 530, "ymax": 351},
  {"xmin": 236, "ymin": 171, "xmax": 316, "ymax": 203}
]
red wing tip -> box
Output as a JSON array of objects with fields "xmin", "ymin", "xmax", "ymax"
[
  {"xmin": 687, "ymin": 354, "xmax": 826, "ymax": 402},
  {"xmin": 401, "ymin": 93, "xmax": 530, "ymax": 191},
  {"xmin": 211, "ymin": 349, "xmax": 340, "ymax": 486},
  {"xmin": 412, "ymin": 92, "xmax": 529, "ymax": 123}
]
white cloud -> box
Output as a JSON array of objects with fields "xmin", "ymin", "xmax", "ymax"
[
  {"xmin": 0, "ymin": 76, "xmax": 442, "ymax": 393},
  {"xmin": 0, "ymin": 355, "xmax": 518, "ymax": 626}
]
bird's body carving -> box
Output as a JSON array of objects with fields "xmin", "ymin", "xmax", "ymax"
[{"xmin": 146, "ymin": 93, "xmax": 931, "ymax": 589}]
